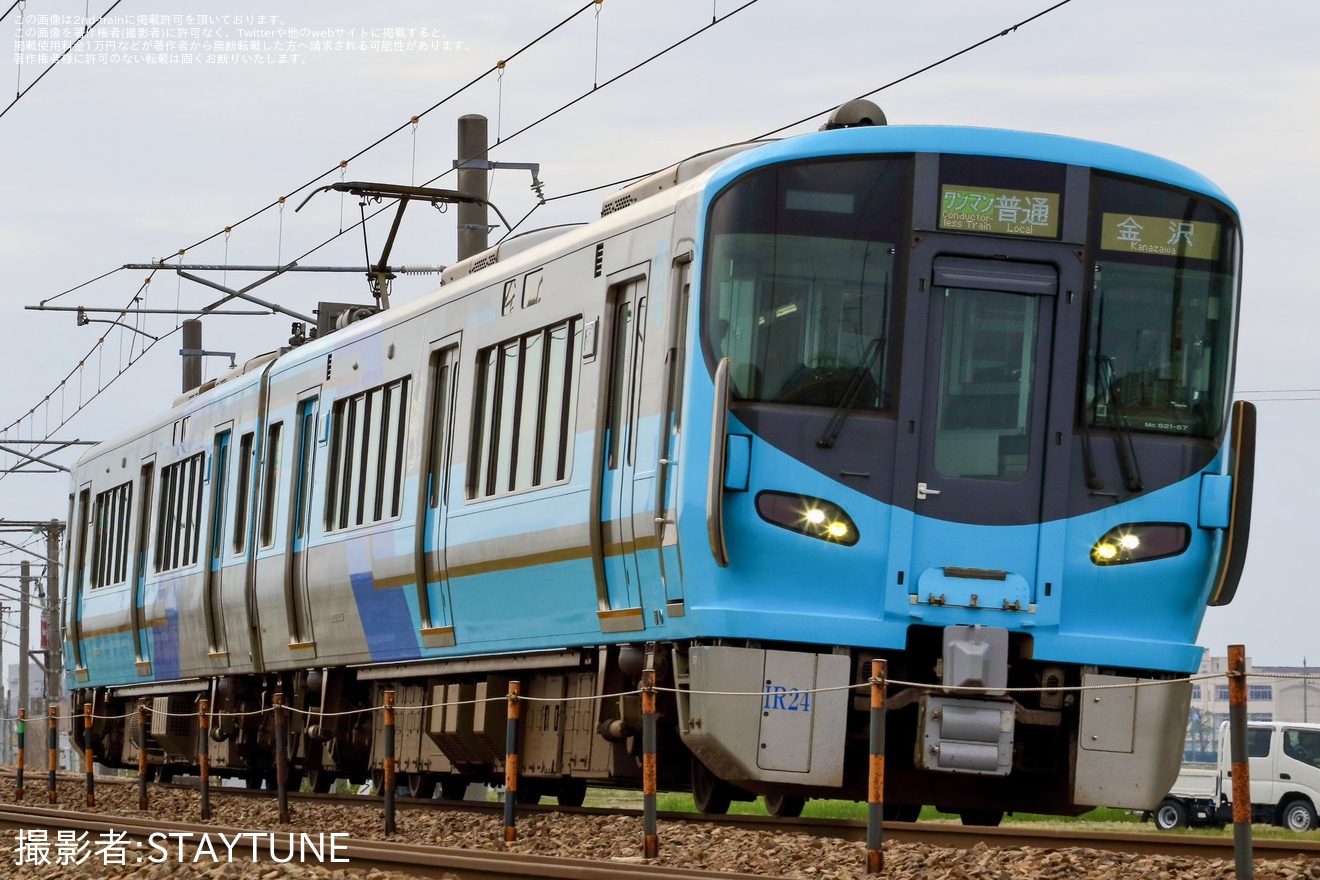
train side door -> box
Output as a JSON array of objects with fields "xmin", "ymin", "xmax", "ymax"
[
  {"xmin": 417, "ymin": 338, "xmax": 459, "ymax": 648},
  {"xmin": 656, "ymin": 259, "xmax": 691, "ymax": 616},
  {"xmin": 203, "ymin": 429, "xmax": 231, "ymax": 662},
  {"xmin": 597, "ymin": 273, "xmax": 649, "ymax": 632},
  {"xmin": 286, "ymin": 393, "xmax": 319, "ymax": 652},
  {"xmin": 907, "ymin": 257, "xmax": 1057, "ymax": 608}
]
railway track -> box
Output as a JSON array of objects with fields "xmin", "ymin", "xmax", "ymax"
[
  {"xmin": 4, "ymin": 770, "xmax": 1319, "ymax": 866},
  {"xmin": 0, "ymin": 802, "xmax": 767, "ymax": 880},
  {"xmin": 143, "ymin": 777, "xmax": 1320, "ymax": 862}
]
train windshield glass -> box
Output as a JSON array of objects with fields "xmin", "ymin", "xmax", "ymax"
[
  {"xmin": 1086, "ymin": 175, "xmax": 1241, "ymax": 438},
  {"xmin": 703, "ymin": 156, "xmax": 909, "ymax": 409}
]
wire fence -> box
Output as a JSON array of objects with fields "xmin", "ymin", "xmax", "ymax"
[{"xmin": 0, "ymin": 666, "xmax": 1311, "ymax": 727}]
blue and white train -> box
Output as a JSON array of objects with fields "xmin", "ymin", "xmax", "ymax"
[{"xmin": 65, "ymin": 102, "xmax": 1253, "ymax": 821}]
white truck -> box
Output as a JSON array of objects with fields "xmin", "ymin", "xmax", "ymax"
[{"xmin": 1153, "ymin": 721, "xmax": 1320, "ymax": 832}]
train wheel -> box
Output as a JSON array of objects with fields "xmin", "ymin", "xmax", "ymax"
[
  {"xmin": 439, "ymin": 777, "xmax": 468, "ymax": 801},
  {"xmin": 690, "ymin": 755, "xmax": 732, "ymax": 815},
  {"xmin": 1282, "ymin": 798, "xmax": 1317, "ymax": 832},
  {"xmin": 515, "ymin": 782, "xmax": 543, "ymax": 805},
  {"xmin": 958, "ymin": 809, "xmax": 1003, "ymax": 827},
  {"xmin": 883, "ymin": 803, "xmax": 922, "ymax": 823},
  {"xmin": 244, "ymin": 771, "xmax": 264, "ymax": 790},
  {"xmin": 557, "ymin": 779, "xmax": 588, "ymax": 807},
  {"xmin": 1154, "ymin": 798, "xmax": 1189, "ymax": 830},
  {"xmin": 764, "ymin": 794, "xmax": 806, "ymax": 818},
  {"xmin": 157, "ymin": 767, "xmax": 176, "ymax": 784},
  {"xmin": 407, "ymin": 773, "xmax": 437, "ymax": 799},
  {"xmin": 307, "ymin": 769, "xmax": 335, "ymax": 794}
]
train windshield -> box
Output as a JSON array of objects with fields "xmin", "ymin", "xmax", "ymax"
[
  {"xmin": 703, "ymin": 157, "xmax": 910, "ymax": 409},
  {"xmin": 1086, "ymin": 175, "xmax": 1241, "ymax": 439}
]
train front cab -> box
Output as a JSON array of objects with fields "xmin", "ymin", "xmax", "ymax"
[{"xmin": 677, "ymin": 126, "xmax": 1250, "ymax": 817}]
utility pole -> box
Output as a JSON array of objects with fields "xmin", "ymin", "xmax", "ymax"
[
  {"xmin": 19, "ymin": 559, "xmax": 30, "ymax": 768},
  {"xmin": 0, "ymin": 601, "xmax": 8, "ymax": 764},
  {"xmin": 44, "ymin": 518, "xmax": 64, "ymax": 758},
  {"xmin": 456, "ymin": 114, "xmax": 490, "ymax": 261}
]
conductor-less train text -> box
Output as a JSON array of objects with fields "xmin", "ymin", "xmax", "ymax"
[{"xmin": 65, "ymin": 103, "xmax": 1254, "ymax": 822}]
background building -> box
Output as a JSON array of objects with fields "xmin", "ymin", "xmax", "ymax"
[{"xmin": 1185, "ymin": 654, "xmax": 1320, "ymax": 763}]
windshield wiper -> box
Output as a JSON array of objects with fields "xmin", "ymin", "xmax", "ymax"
[
  {"xmin": 1096, "ymin": 356, "xmax": 1143, "ymax": 492},
  {"xmin": 817, "ymin": 337, "xmax": 885, "ymax": 449}
]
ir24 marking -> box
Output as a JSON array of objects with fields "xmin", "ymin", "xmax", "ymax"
[{"xmin": 762, "ymin": 686, "xmax": 811, "ymax": 713}]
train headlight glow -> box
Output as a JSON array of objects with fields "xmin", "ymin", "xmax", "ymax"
[
  {"xmin": 1090, "ymin": 523, "xmax": 1190, "ymax": 565},
  {"xmin": 756, "ymin": 491, "xmax": 859, "ymax": 546}
]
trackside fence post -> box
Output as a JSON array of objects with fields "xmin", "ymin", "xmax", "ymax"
[
  {"xmin": 15, "ymin": 708, "xmax": 24, "ymax": 801},
  {"xmin": 866, "ymin": 658, "xmax": 887, "ymax": 874},
  {"xmin": 84, "ymin": 703, "xmax": 94, "ymax": 807},
  {"xmin": 137, "ymin": 699, "xmax": 148, "ymax": 810},
  {"xmin": 199, "ymin": 699, "xmax": 211, "ymax": 821},
  {"xmin": 48, "ymin": 706, "xmax": 57, "ymax": 805},
  {"xmin": 642, "ymin": 657, "xmax": 659, "ymax": 859},
  {"xmin": 504, "ymin": 680, "xmax": 521, "ymax": 842},
  {"xmin": 383, "ymin": 690, "xmax": 396, "ymax": 835},
  {"xmin": 274, "ymin": 693, "xmax": 290, "ymax": 824},
  {"xmin": 1228, "ymin": 645, "xmax": 1253, "ymax": 880}
]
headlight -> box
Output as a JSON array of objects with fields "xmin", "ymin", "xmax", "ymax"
[
  {"xmin": 756, "ymin": 491, "xmax": 859, "ymax": 546},
  {"xmin": 1090, "ymin": 523, "xmax": 1190, "ymax": 565}
]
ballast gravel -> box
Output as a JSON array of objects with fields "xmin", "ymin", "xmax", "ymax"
[{"xmin": 4, "ymin": 779, "xmax": 1319, "ymax": 879}]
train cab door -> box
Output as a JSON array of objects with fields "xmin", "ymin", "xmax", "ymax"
[
  {"xmin": 286, "ymin": 393, "xmax": 319, "ymax": 653},
  {"xmin": 596, "ymin": 272, "xmax": 649, "ymax": 633},
  {"xmin": 905, "ymin": 256, "xmax": 1057, "ymax": 610},
  {"xmin": 417, "ymin": 338, "xmax": 459, "ymax": 648}
]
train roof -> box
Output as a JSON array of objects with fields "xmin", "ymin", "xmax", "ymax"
[{"xmin": 701, "ymin": 124, "xmax": 1236, "ymax": 212}]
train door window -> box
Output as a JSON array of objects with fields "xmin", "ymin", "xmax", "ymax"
[
  {"xmin": 933, "ymin": 289, "xmax": 1038, "ymax": 481},
  {"xmin": 260, "ymin": 422, "xmax": 283, "ymax": 548},
  {"xmin": 211, "ymin": 431, "xmax": 231, "ymax": 552},
  {"xmin": 233, "ymin": 432, "xmax": 254, "ymax": 554},
  {"xmin": 293, "ymin": 404, "xmax": 316, "ymax": 540},
  {"xmin": 629, "ymin": 297, "xmax": 647, "ymax": 466},
  {"xmin": 605, "ymin": 299, "xmax": 634, "ymax": 470},
  {"xmin": 90, "ymin": 480, "xmax": 133, "ymax": 588},
  {"xmin": 155, "ymin": 452, "xmax": 205, "ymax": 571},
  {"xmin": 73, "ymin": 487, "xmax": 91, "ymax": 591},
  {"xmin": 425, "ymin": 346, "xmax": 458, "ymax": 507}
]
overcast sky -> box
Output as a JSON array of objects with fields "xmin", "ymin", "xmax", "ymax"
[{"xmin": 1, "ymin": 0, "xmax": 1317, "ymax": 678}]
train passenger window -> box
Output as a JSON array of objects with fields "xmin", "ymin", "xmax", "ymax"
[
  {"xmin": 154, "ymin": 452, "xmax": 205, "ymax": 571},
  {"xmin": 324, "ymin": 376, "xmax": 410, "ymax": 530},
  {"xmin": 703, "ymin": 157, "xmax": 908, "ymax": 411},
  {"xmin": 469, "ymin": 317, "xmax": 582, "ymax": 499},
  {"xmin": 1085, "ymin": 175, "xmax": 1240, "ymax": 439},
  {"xmin": 259, "ymin": 423, "xmax": 282, "ymax": 548},
  {"xmin": 233, "ymin": 432, "xmax": 254, "ymax": 554},
  {"xmin": 89, "ymin": 480, "xmax": 133, "ymax": 588}
]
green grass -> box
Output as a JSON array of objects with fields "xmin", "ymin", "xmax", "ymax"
[{"xmin": 646, "ymin": 793, "xmax": 1138, "ymax": 824}]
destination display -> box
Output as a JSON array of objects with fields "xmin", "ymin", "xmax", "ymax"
[
  {"xmin": 939, "ymin": 185, "xmax": 1060, "ymax": 238},
  {"xmin": 1101, "ymin": 213, "xmax": 1221, "ymax": 260}
]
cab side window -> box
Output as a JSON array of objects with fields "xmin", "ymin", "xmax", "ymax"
[
  {"xmin": 1246, "ymin": 727, "xmax": 1272, "ymax": 759},
  {"xmin": 1284, "ymin": 729, "xmax": 1320, "ymax": 769}
]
